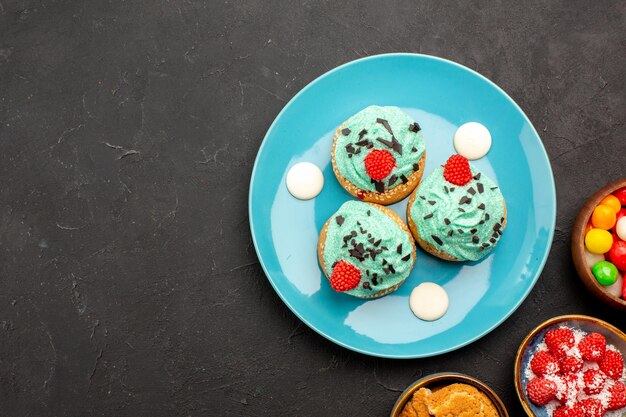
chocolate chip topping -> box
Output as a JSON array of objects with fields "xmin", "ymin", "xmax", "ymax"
[
  {"xmin": 373, "ymin": 239, "xmax": 382, "ymax": 247},
  {"xmin": 408, "ymin": 122, "xmax": 421, "ymax": 133},
  {"xmin": 397, "ymin": 244, "xmax": 403, "ymax": 254},
  {"xmin": 400, "ymin": 175, "xmax": 408, "ymax": 184},
  {"xmin": 477, "ymin": 183, "xmax": 484, "ymax": 193},
  {"xmin": 367, "ymin": 210, "xmax": 371, "ymax": 216},
  {"xmin": 468, "ymin": 187, "xmax": 476, "ymax": 195},
  {"xmin": 413, "ymin": 163, "xmax": 420, "ymax": 172},
  {"xmin": 388, "ymin": 265, "xmax": 396, "ymax": 274},
  {"xmin": 388, "ymin": 175, "xmax": 398, "ymax": 187},
  {"xmin": 482, "ymin": 243, "xmax": 489, "ymax": 248},
  {"xmin": 477, "ymin": 203, "xmax": 485, "ymax": 210},
  {"xmin": 473, "ymin": 173, "xmax": 481, "ymax": 180},
  {"xmin": 401, "ymin": 254, "xmax": 411, "ymax": 261},
  {"xmin": 431, "ymin": 235, "xmax": 443, "ymax": 246},
  {"xmin": 419, "ymin": 196, "xmax": 426, "ymax": 200},
  {"xmin": 341, "ymin": 128, "xmax": 351, "ymax": 136},
  {"xmin": 457, "ymin": 229, "xmax": 464, "ymax": 234},
  {"xmin": 376, "ymin": 118, "xmax": 393, "ymax": 135},
  {"xmin": 491, "ymin": 186, "xmax": 499, "ymax": 191},
  {"xmin": 424, "ymin": 213, "xmax": 433, "ymax": 219},
  {"xmin": 363, "ymin": 282, "xmax": 372, "ymax": 290},
  {"xmin": 458, "ymin": 208, "xmax": 466, "ymax": 213},
  {"xmin": 484, "ymin": 213, "xmax": 490, "ymax": 221},
  {"xmin": 335, "ymin": 216, "xmax": 344, "ymax": 226},
  {"xmin": 449, "ymin": 187, "xmax": 455, "ymax": 192},
  {"xmin": 411, "ymin": 147, "xmax": 417, "ymax": 153},
  {"xmin": 444, "ymin": 218, "xmax": 451, "ymax": 225},
  {"xmin": 447, "ymin": 230, "xmax": 453, "ymax": 236},
  {"xmin": 444, "ymin": 186, "xmax": 449, "ymax": 193},
  {"xmin": 428, "ymin": 200, "xmax": 436, "ymax": 206},
  {"xmin": 472, "ymin": 235, "xmax": 479, "ymax": 244},
  {"xmin": 470, "ymin": 228, "xmax": 477, "ymax": 234},
  {"xmin": 391, "ymin": 137, "xmax": 403, "ymax": 155},
  {"xmin": 358, "ymin": 129, "xmax": 367, "ymax": 139},
  {"xmin": 490, "ymin": 238, "xmax": 496, "ymax": 243},
  {"xmin": 376, "ymin": 137, "xmax": 394, "ymax": 148},
  {"xmin": 459, "ymin": 196, "xmax": 472, "ymax": 205},
  {"xmin": 374, "ymin": 181, "xmax": 385, "ymax": 193}
]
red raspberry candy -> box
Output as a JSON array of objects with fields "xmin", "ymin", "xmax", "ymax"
[
  {"xmin": 556, "ymin": 374, "xmax": 580, "ymax": 404},
  {"xmin": 364, "ymin": 149, "xmax": 395, "ymax": 181},
  {"xmin": 442, "ymin": 154, "xmax": 473, "ymax": 186},
  {"xmin": 599, "ymin": 350, "xmax": 624, "ymax": 380},
  {"xmin": 545, "ymin": 328, "xmax": 575, "ymax": 358},
  {"xmin": 526, "ymin": 377, "xmax": 557, "ymax": 406},
  {"xmin": 579, "ymin": 398, "xmax": 606, "ymax": 417},
  {"xmin": 531, "ymin": 351, "xmax": 560, "ymax": 376},
  {"xmin": 554, "ymin": 404, "xmax": 585, "ymax": 417},
  {"xmin": 329, "ymin": 260, "xmax": 361, "ymax": 292},
  {"xmin": 560, "ymin": 355, "xmax": 583, "ymax": 374},
  {"xmin": 582, "ymin": 369, "xmax": 607, "ymax": 395},
  {"xmin": 608, "ymin": 381, "xmax": 626, "ymax": 411},
  {"xmin": 579, "ymin": 333, "xmax": 606, "ymax": 362}
]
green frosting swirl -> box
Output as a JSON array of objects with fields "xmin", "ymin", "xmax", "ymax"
[
  {"xmin": 409, "ymin": 165, "xmax": 505, "ymax": 261},
  {"xmin": 334, "ymin": 106, "xmax": 425, "ymax": 192},
  {"xmin": 323, "ymin": 201, "xmax": 414, "ymax": 297}
]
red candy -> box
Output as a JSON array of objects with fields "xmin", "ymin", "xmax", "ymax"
[
  {"xmin": 609, "ymin": 240, "xmax": 626, "ymax": 271},
  {"xmin": 443, "ymin": 154, "xmax": 473, "ymax": 186},
  {"xmin": 613, "ymin": 187, "xmax": 626, "ymax": 206},
  {"xmin": 527, "ymin": 377, "xmax": 558, "ymax": 406},
  {"xmin": 364, "ymin": 149, "xmax": 395, "ymax": 181},
  {"xmin": 329, "ymin": 260, "xmax": 362, "ymax": 292}
]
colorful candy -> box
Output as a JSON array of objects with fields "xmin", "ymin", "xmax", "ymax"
[
  {"xmin": 583, "ymin": 188, "xmax": 626, "ymax": 301},
  {"xmin": 614, "ymin": 186, "xmax": 626, "ymax": 206},
  {"xmin": 609, "ymin": 240, "xmax": 626, "ymax": 271},
  {"xmin": 585, "ymin": 228, "xmax": 613, "ymax": 254},
  {"xmin": 583, "ymin": 249, "xmax": 605, "ymax": 267},
  {"xmin": 599, "ymin": 195, "xmax": 621, "ymax": 213},
  {"xmin": 616, "ymin": 217, "xmax": 626, "ymax": 241},
  {"xmin": 591, "ymin": 204, "xmax": 617, "ymax": 230},
  {"xmin": 592, "ymin": 261, "xmax": 619, "ymax": 286}
]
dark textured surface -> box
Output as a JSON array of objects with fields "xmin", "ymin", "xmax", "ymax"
[{"xmin": 1, "ymin": 0, "xmax": 625, "ymax": 416}]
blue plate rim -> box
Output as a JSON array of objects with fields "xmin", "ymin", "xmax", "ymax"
[{"xmin": 248, "ymin": 52, "xmax": 557, "ymax": 358}]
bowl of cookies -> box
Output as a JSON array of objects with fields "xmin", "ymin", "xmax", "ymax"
[
  {"xmin": 571, "ymin": 178, "xmax": 626, "ymax": 310},
  {"xmin": 390, "ymin": 372, "xmax": 508, "ymax": 417},
  {"xmin": 514, "ymin": 315, "xmax": 626, "ymax": 417}
]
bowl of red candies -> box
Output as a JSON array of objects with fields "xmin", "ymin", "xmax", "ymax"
[
  {"xmin": 572, "ymin": 179, "xmax": 626, "ymax": 310},
  {"xmin": 515, "ymin": 315, "xmax": 626, "ymax": 417}
]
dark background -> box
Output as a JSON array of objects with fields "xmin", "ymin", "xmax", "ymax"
[{"xmin": 1, "ymin": 0, "xmax": 625, "ymax": 416}]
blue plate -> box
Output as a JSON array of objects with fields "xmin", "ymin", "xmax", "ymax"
[{"xmin": 249, "ymin": 54, "xmax": 556, "ymax": 358}]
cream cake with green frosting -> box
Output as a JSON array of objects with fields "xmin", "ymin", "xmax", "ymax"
[
  {"xmin": 331, "ymin": 106, "xmax": 426, "ymax": 205},
  {"xmin": 407, "ymin": 154, "xmax": 506, "ymax": 262},
  {"xmin": 318, "ymin": 200, "xmax": 416, "ymax": 298}
]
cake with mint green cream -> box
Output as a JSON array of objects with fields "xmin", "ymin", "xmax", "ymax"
[
  {"xmin": 331, "ymin": 106, "xmax": 426, "ymax": 205},
  {"xmin": 318, "ymin": 200, "xmax": 416, "ymax": 298},
  {"xmin": 407, "ymin": 154, "xmax": 506, "ymax": 262}
]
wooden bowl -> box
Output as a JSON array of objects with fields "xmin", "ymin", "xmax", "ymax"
[
  {"xmin": 571, "ymin": 178, "xmax": 626, "ymax": 310},
  {"xmin": 390, "ymin": 372, "xmax": 509, "ymax": 417},
  {"xmin": 514, "ymin": 315, "xmax": 626, "ymax": 417}
]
